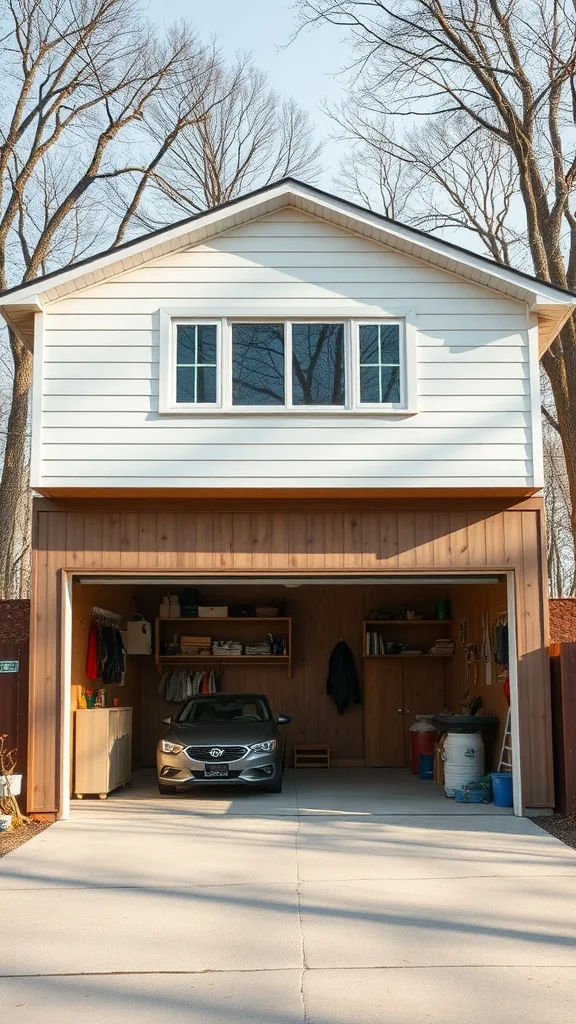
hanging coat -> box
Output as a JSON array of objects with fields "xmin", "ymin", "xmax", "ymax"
[{"xmin": 326, "ymin": 640, "xmax": 361, "ymax": 715}]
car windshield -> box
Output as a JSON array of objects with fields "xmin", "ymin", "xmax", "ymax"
[{"xmin": 175, "ymin": 696, "xmax": 271, "ymax": 725}]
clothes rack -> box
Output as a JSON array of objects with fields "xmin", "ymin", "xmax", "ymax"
[
  {"xmin": 87, "ymin": 607, "xmax": 126, "ymax": 684},
  {"xmin": 91, "ymin": 606, "xmax": 123, "ymax": 626}
]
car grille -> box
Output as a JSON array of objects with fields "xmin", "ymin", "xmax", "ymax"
[
  {"xmin": 186, "ymin": 745, "xmax": 249, "ymax": 762},
  {"xmin": 191, "ymin": 770, "xmax": 243, "ymax": 780}
]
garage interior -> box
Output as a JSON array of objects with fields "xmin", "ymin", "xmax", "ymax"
[{"xmin": 69, "ymin": 574, "xmax": 512, "ymax": 805}]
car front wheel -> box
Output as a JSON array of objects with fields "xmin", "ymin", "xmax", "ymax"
[{"xmin": 158, "ymin": 781, "xmax": 176, "ymax": 795}]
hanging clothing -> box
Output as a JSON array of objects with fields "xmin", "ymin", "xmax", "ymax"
[
  {"xmin": 86, "ymin": 626, "xmax": 99, "ymax": 680},
  {"xmin": 158, "ymin": 668, "xmax": 221, "ymax": 703},
  {"xmin": 326, "ymin": 640, "xmax": 361, "ymax": 715},
  {"xmin": 86, "ymin": 617, "xmax": 126, "ymax": 684},
  {"xmin": 99, "ymin": 625, "xmax": 126, "ymax": 684}
]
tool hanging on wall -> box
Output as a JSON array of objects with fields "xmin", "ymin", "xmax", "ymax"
[
  {"xmin": 463, "ymin": 642, "xmax": 480, "ymax": 687},
  {"xmin": 459, "ymin": 617, "xmax": 469, "ymax": 647},
  {"xmin": 481, "ymin": 611, "xmax": 493, "ymax": 686},
  {"xmin": 494, "ymin": 611, "xmax": 509, "ymax": 668}
]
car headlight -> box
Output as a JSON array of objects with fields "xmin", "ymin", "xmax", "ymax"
[
  {"xmin": 161, "ymin": 739, "xmax": 185, "ymax": 754},
  {"xmin": 250, "ymin": 739, "xmax": 277, "ymax": 753}
]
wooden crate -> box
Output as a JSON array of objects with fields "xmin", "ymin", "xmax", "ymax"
[{"xmin": 293, "ymin": 744, "xmax": 331, "ymax": 769}]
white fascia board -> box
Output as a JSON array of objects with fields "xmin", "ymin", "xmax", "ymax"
[
  {"xmin": 294, "ymin": 187, "xmax": 576, "ymax": 310},
  {"xmin": 0, "ymin": 187, "xmax": 290, "ymax": 306}
]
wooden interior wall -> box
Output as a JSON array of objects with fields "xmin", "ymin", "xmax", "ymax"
[
  {"xmin": 72, "ymin": 582, "xmax": 452, "ymax": 770},
  {"xmin": 71, "ymin": 585, "xmax": 142, "ymax": 778},
  {"xmin": 445, "ymin": 581, "xmax": 510, "ymax": 772},
  {"xmin": 29, "ymin": 498, "xmax": 551, "ymax": 814}
]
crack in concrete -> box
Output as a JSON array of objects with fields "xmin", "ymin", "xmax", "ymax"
[
  {"xmin": 294, "ymin": 771, "xmax": 309, "ymax": 1022},
  {"xmin": 3, "ymin": 964, "xmax": 575, "ymax": 980}
]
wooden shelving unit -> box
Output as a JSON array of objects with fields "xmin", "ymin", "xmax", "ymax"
[
  {"xmin": 363, "ymin": 619, "xmax": 453, "ymax": 626},
  {"xmin": 365, "ymin": 653, "xmax": 453, "ymax": 659},
  {"xmin": 363, "ymin": 618, "xmax": 454, "ymax": 659},
  {"xmin": 155, "ymin": 616, "xmax": 292, "ymax": 677}
]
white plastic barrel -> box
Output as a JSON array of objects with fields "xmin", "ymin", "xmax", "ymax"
[{"xmin": 442, "ymin": 732, "xmax": 484, "ymax": 797}]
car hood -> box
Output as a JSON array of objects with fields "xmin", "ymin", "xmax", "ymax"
[{"xmin": 166, "ymin": 721, "xmax": 278, "ymax": 746}]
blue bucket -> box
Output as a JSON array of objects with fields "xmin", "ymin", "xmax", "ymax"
[
  {"xmin": 490, "ymin": 771, "xmax": 513, "ymax": 807},
  {"xmin": 418, "ymin": 753, "xmax": 434, "ymax": 780}
]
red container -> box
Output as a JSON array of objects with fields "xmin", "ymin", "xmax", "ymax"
[{"xmin": 410, "ymin": 729, "xmax": 437, "ymax": 774}]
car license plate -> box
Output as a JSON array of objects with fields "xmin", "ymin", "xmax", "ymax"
[{"xmin": 205, "ymin": 763, "xmax": 229, "ymax": 778}]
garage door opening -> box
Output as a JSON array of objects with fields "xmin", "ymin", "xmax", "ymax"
[{"xmin": 65, "ymin": 573, "xmax": 518, "ymax": 815}]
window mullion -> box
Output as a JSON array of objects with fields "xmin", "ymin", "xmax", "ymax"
[
  {"xmin": 378, "ymin": 324, "xmax": 383, "ymax": 404},
  {"xmin": 285, "ymin": 321, "xmax": 292, "ymax": 410},
  {"xmin": 221, "ymin": 318, "xmax": 229, "ymax": 410},
  {"xmin": 193, "ymin": 324, "xmax": 198, "ymax": 404}
]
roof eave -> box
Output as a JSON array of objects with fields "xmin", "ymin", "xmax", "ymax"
[
  {"xmin": 0, "ymin": 179, "xmax": 575, "ymax": 311},
  {"xmin": 0, "ymin": 299, "xmax": 41, "ymax": 351}
]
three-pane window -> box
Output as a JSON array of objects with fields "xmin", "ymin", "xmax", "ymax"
[{"xmin": 174, "ymin": 320, "xmax": 402, "ymax": 409}]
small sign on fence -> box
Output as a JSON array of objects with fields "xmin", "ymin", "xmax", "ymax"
[{"xmin": 0, "ymin": 661, "xmax": 19, "ymax": 673}]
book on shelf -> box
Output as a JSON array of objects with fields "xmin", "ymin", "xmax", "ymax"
[{"xmin": 366, "ymin": 631, "xmax": 385, "ymax": 656}]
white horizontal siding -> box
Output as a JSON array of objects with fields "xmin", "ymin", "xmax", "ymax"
[
  {"xmin": 41, "ymin": 459, "xmax": 531, "ymax": 478},
  {"xmin": 37, "ymin": 208, "xmax": 538, "ymax": 491},
  {"xmin": 41, "ymin": 411, "xmax": 530, "ymax": 429},
  {"xmin": 43, "ymin": 443, "xmax": 531, "ymax": 461},
  {"xmin": 42, "ymin": 424, "xmax": 530, "ymax": 443}
]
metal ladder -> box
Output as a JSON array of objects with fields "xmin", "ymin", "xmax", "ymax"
[{"xmin": 498, "ymin": 707, "xmax": 513, "ymax": 771}]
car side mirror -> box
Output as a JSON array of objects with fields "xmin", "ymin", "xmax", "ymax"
[
  {"xmin": 277, "ymin": 714, "xmax": 291, "ymax": 725},
  {"xmin": 162, "ymin": 716, "xmax": 172, "ymax": 726}
]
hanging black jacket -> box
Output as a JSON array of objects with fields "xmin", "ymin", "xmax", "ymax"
[{"xmin": 326, "ymin": 640, "xmax": 361, "ymax": 715}]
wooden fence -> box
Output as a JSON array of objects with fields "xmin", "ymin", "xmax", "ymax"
[
  {"xmin": 0, "ymin": 642, "xmax": 29, "ymax": 795},
  {"xmin": 550, "ymin": 643, "xmax": 576, "ymax": 814}
]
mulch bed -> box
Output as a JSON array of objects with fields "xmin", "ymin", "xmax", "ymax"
[
  {"xmin": 533, "ymin": 814, "xmax": 576, "ymax": 851},
  {"xmin": 0, "ymin": 821, "xmax": 50, "ymax": 857}
]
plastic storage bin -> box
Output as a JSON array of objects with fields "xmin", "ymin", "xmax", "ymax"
[
  {"xmin": 442, "ymin": 731, "xmax": 485, "ymax": 797},
  {"xmin": 410, "ymin": 724, "xmax": 437, "ymax": 774},
  {"xmin": 418, "ymin": 753, "xmax": 434, "ymax": 780},
  {"xmin": 490, "ymin": 771, "xmax": 513, "ymax": 807}
]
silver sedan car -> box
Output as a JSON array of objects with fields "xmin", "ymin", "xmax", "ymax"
[{"xmin": 157, "ymin": 693, "xmax": 291, "ymax": 794}]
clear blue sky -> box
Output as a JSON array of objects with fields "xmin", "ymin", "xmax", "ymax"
[{"xmin": 146, "ymin": 0, "xmax": 349, "ymax": 183}]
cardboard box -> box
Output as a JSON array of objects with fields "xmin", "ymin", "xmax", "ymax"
[{"xmin": 198, "ymin": 606, "xmax": 228, "ymax": 618}]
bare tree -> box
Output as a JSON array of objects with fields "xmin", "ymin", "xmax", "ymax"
[
  {"xmin": 542, "ymin": 369, "xmax": 576, "ymax": 594},
  {"xmin": 333, "ymin": 100, "xmax": 525, "ymax": 264},
  {"xmin": 296, "ymin": 0, "xmax": 576, "ymax": 569},
  {"xmin": 138, "ymin": 55, "xmax": 322, "ymax": 218},
  {"xmin": 0, "ymin": 3, "xmax": 322, "ymax": 597},
  {"xmin": 0, "ymin": 0, "xmax": 197, "ymax": 596}
]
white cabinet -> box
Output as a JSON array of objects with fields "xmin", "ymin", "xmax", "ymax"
[{"xmin": 74, "ymin": 708, "xmax": 132, "ymax": 799}]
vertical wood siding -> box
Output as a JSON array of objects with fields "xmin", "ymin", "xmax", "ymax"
[
  {"xmin": 29, "ymin": 500, "xmax": 550, "ymax": 814},
  {"xmin": 38, "ymin": 209, "xmax": 534, "ymax": 490}
]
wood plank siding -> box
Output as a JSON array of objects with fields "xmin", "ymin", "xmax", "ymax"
[
  {"xmin": 35, "ymin": 209, "xmax": 538, "ymax": 492},
  {"xmin": 29, "ymin": 497, "xmax": 551, "ymax": 815}
]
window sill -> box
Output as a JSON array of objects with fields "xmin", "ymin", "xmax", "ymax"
[{"xmin": 159, "ymin": 406, "xmax": 418, "ymax": 417}]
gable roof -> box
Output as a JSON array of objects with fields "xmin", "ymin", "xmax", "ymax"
[{"xmin": 1, "ymin": 177, "xmax": 574, "ymax": 353}]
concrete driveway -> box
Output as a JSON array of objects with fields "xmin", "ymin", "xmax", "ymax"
[{"xmin": 1, "ymin": 769, "xmax": 575, "ymax": 1022}]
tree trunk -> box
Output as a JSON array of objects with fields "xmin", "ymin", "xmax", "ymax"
[
  {"xmin": 543, "ymin": 321, "xmax": 576, "ymax": 595},
  {"xmin": 0, "ymin": 332, "xmax": 32, "ymax": 599}
]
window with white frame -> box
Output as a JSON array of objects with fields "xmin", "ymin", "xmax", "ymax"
[
  {"xmin": 358, "ymin": 324, "xmax": 401, "ymax": 404},
  {"xmin": 175, "ymin": 323, "xmax": 218, "ymax": 404},
  {"xmin": 161, "ymin": 317, "xmax": 412, "ymax": 413}
]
